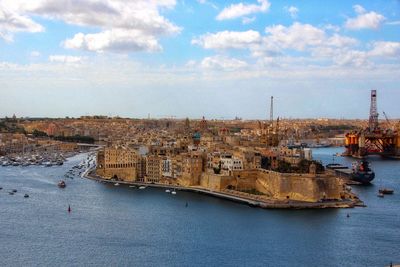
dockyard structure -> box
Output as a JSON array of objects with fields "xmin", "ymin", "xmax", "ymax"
[{"xmin": 344, "ymin": 90, "xmax": 400, "ymax": 158}]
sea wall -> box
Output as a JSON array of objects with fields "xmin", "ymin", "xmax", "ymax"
[
  {"xmin": 96, "ymin": 167, "xmax": 136, "ymax": 182},
  {"xmin": 231, "ymin": 169, "xmax": 344, "ymax": 202},
  {"xmin": 200, "ymin": 173, "xmax": 234, "ymax": 191}
]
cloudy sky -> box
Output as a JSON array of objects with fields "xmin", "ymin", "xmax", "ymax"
[{"xmin": 0, "ymin": 0, "xmax": 399, "ymax": 119}]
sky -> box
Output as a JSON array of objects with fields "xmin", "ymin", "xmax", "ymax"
[{"xmin": 0, "ymin": 0, "xmax": 399, "ymax": 119}]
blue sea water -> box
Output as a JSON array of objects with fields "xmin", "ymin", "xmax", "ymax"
[{"xmin": 0, "ymin": 148, "xmax": 399, "ymax": 267}]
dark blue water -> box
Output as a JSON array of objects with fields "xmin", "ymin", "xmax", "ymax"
[{"xmin": 0, "ymin": 149, "xmax": 399, "ymax": 267}]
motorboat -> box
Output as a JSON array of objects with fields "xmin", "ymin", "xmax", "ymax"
[
  {"xmin": 379, "ymin": 188, "xmax": 394, "ymax": 195},
  {"xmin": 165, "ymin": 189, "xmax": 171, "ymax": 193},
  {"xmin": 139, "ymin": 186, "xmax": 146, "ymax": 190},
  {"xmin": 114, "ymin": 183, "xmax": 120, "ymax": 186},
  {"xmin": 24, "ymin": 194, "xmax": 29, "ymax": 198},
  {"xmin": 171, "ymin": 190, "xmax": 177, "ymax": 195},
  {"xmin": 129, "ymin": 185, "xmax": 136, "ymax": 188},
  {"xmin": 58, "ymin": 180, "xmax": 66, "ymax": 188}
]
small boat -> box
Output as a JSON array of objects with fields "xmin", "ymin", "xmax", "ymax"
[
  {"xmin": 379, "ymin": 188, "xmax": 394, "ymax": 195},
  {"xmin": 12, "ymin": 189, "xmax": 17, "ymax": 193},
  {"xmin": 114, "ymin": 183, "xmax": 120, "ymax": 186},
  {"xmin": 0, "ymin": 187, "xmax": 2, "ymax": 190},
  {"xmin": 165, "ymin": 189, "xmax": 171, "ymax": 193},
  {"xmin": 9, "ymin": 192, "xmax": 14, "ymax": 195},
  {"xmin": 58, "ymin": 180, "xmax": 66, "ymax": 188},
  {"xmin": 68, "ymin": 205, "xmax": 71, "ymax": 213},
  {"xmin": 139, "ymin": 186, "xmax": 146, "ymax": 190},
  {"xmin": 171, "ymin": 190, "xmax": 177, "ymax": 195},
  {"xmin": 378, "ymin": 192, "xmax": 384, "ymax": 198},
  {"xmin": 24, "ymin": 194, "xmax": 29, "ymax": 198},
  {"xmin": 129, "ymin": 185, "xmax": 136, "ymax": 188}
]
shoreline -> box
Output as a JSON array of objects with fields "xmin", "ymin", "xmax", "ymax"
[{"xmin": 83, "ymin": 169, "xmax": 364, "ymax": 210}]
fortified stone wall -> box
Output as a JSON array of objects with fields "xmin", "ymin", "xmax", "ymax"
[
  {"xmin": 200, "ymin": 173, "xmax": 233, "ymax": 191},
  {"xmin": 255, "ymin": 169, "xmax": 343, "ymax": 202},
  {"xmin": 229, "ymin": 169, "xmax": 343, "ymax": 202},
  {"xmin": 96, "ymin": 167, "xmax": 136, "ymax": 182},
  {"xmin": 231, "ymin": 170, "xmax": 257, "ymax": 191}
]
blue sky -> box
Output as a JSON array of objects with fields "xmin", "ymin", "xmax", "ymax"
[{"xmin": 0, "ymin": 0, "xmax": 399, "ymax": 119}]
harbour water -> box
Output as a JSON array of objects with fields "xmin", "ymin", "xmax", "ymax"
[{"xmin": 0, "ymin": 148, "xmax": 399, "ymax": 266}]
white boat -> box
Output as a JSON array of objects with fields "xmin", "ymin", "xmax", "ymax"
[
  {"xmin": 129, "ymin": 185, "xmax": 136, "ymax": 188},
  {"xmin": 139, "ymin": 186, "xmax": 146, "ymax": 190},
  {"xmin": 114, "ymin": 183, "xmax": 120, "ymax": 186},
  {"xmin": 171, "ymin": 190, "xmax": 177, "ymax": 195},
  {"xmin": 165, "ymin": 189, "xmax": 171, "ymax": 193}
]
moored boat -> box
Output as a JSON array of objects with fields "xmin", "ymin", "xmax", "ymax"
[{"xmin": 326, "ymin": 160, "xmax": 375, "ymax": 184}]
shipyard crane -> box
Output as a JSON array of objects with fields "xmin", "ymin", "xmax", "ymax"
[{"xmin": 382, "ymin": 111, "xmax": 393, "ymax": 128}]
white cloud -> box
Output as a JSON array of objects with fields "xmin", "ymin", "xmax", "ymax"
[
  {"xmin": 200, "ymin": 55, "xmax": 248, "ymax": 70},
  {"xmin": 192, "ymin": 30, "xmax": 261, "ymax": 49},
  {"xmin": 64, "ymin": 29, "xmax": 161, "ymax": 53},
  {"xmin": 333, "ymin": 50, "xmax": 368, "ymax": 67},
  {"xmin": 30, "ymin": 51, "xmax": 40, "ymax": 57},
  {"xmin": 262, "ymin": 23, "xmax": 357, "ymax": 51},
  {"xmin": 0, "ymin": 3, "xmax": 44, "ymax": 41},
  {"xmin": 326, "ymin": 34, "xmax": 358, "ymax": 47},
  {"xmin": 242, "ymin": 16, "xmax": 256, "ymax": 25},
  {"xmin": 49, "ymin": 55, "xmax": 83, "ymax": 64},
  {"xmin": 0, "ymin": 0, "xmax": 180, "ymax": 52},
  {"xmin": 345, "ymin": 5, "xmax": 385, "ymax": 30},
  {"xmin": 264, "ymin": 23, "xmax": 326, "ymax": 51},
  {"xmin": 216, "ymin": 0, "xmax": 270, "ymax": 21},
  {"xmin": 386, "ymin": 21, "xmax": 400, "ymax": 26},
  {"xmin": 369, "ymin": 41, "xmax": 400, "ymax": 57},
  {"xmin": 197, "ymin": 0, "xmax": 218, "ymax": 9},
  {"xmin": 285, "ymin": 6, "xmax": 298, "ymax": 19},
  {"xmin": 323, "ymin": 24, "xmax": 340, "ymax": 32},
  {"xmin": 353, "ymin": 4, "xmax": 366, "ymax": 15}
]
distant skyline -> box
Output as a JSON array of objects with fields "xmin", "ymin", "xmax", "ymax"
[{"xmin": 1, "ymin": 0, "xmax": 400, "ymax": 119}]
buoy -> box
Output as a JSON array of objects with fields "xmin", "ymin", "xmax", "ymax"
[{"xmin": 68, "ymin": 205, "xmax": 71, "ymax": 213}]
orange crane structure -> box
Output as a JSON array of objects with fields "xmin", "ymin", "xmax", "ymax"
[{"xmin": 344, "ymin": 90, "xmax": 400, "ymax": 159}]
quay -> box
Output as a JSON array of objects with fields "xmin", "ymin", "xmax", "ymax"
[{"xmin": 83, "ymin": 169, "xmax": 363, "ymax": 209}]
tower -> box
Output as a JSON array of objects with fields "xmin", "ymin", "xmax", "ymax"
[
  {"xmin": 270, "ymin": 96, "xmax": 273, "ymax": 123},
  {"xmin": 368, "ymin": 90, "xmax": 379, "ymax": 131}
]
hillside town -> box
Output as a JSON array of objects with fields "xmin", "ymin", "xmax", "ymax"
[{"xmin": 1, "ymin": 114, "xmax": 373, "ymax": 207}]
